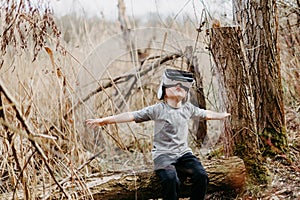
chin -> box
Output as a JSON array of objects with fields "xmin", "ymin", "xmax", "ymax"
[
  {"xmin": 176, "ymin": 95, "xmax": 186, "ymax": 100},
  {"xmin": 166, "ymin": 90, "xmax": 187, "ymax": 100}
]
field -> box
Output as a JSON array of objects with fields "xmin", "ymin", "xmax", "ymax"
[{"xmin": 0, "ymin": 2, "xmax": 299, "ymax": 199}]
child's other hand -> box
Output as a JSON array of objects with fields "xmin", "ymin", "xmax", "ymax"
[
  {"xmin": 224, "ymin": 112, "xmax": 231, "ymax": 118},
  {"xmin": 85, "ymin": 118, "xmax": 106, "ymax": 128}
]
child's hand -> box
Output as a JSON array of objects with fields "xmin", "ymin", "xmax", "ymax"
[
  {"xmin": 85, "ymin": 118, "xmax": 107, "ymax": 128},
  {"xmin": 205, "ymin": 110, "xmax": 231, "ymax": 120},
  {"xmin": 224, "ymin": 112, "xmax": 231, "ymax": 118}
]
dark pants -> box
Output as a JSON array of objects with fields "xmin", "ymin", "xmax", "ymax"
[{"xmin": 155, "ymin": 152, "xmax": 208, "ymax": 200}]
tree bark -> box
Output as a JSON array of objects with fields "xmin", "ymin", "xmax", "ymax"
[
  {"xmin": 210, "ymin": 26, "xmax": 256, "ymax": 155},
  {"xmin": 86, "ymin": 156, "xmax": 245, "ymax": 200},
  {"xmin": 233, "ymin": 0, "xmax": 287, "ymax": 156},
  {"xmin": 210, "ymin": 26, "xmax": 268, "ymax": 183}
]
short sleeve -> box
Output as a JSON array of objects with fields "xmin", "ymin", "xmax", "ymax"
[
  {"xmin": 188, "ymin": 102, "xmax": 206, "ymax": 119},
  {"xmin": 132, "ymin": 104, "xmax": 160, "ymax": 123}
]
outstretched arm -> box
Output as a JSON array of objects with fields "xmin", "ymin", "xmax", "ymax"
[
  {"xmin": 205, "ymin": 110, "xmax": 230, "ymax": 120},
  {"xmin": 86, "ymin": 112, "xmax": 135, "ymax": 128}
]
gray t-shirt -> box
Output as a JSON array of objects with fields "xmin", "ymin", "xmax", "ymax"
[{"xmin": 133, "ymin": 102, "xmax": 206, "ymax": 169}]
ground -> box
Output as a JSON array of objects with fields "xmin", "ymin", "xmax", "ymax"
[
  {"xmin": 205, "ymin": 153, "xmax": 300, "ymax": 200},
  {"xmin": 178, "ymin": 146, "xmax": 299, "ymax": 200},
  {"xmin": 204, "ymin": 107, "xmax": 300, "ymax": 200}
]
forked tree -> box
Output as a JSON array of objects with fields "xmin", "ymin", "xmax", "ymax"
[
  {"xmin": 233, "ymin": 0, "xmax": 287, "ymax": 155},
  {"xmin": 210, "ymin": 0, "xmax": 288, "ymax": 184}
]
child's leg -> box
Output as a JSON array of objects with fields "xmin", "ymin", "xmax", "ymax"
[
  {"xmin": 175, "ymin": 153, "xmax": 208, "ymax": 200},
  {"xmin": 155, "ymin": 165, "xmax": 180, "ymax": 200}
]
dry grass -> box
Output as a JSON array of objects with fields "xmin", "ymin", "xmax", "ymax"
[{"xmin": 0, "ymin": 13, "xmax": 214, "ymax": 198}]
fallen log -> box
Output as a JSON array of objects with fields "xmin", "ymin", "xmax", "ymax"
[
  {"xmin": 87, "ymin": 156, "xmax": 246, "ymax": 199},
  {"xmin": 0, "ymin": 156, "xmax": 246, "ymax": 199}
]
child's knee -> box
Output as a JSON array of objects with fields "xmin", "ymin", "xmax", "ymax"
[
  {"xmin": 193, "ymin": 170, "xmax": 209, "ymax": 185},
  {"xmin": 156, "ymin": 168, "xmax": 179, "ymax": 184}
]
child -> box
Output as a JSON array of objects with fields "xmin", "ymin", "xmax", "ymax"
[{"xmin": 86, "ymin": 68, "xmax": 230, "ymax": 200}]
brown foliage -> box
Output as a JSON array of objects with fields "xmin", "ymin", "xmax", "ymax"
[{"xmin": 0, "ymin": 0, "xmax": 62, "ymax": 66}]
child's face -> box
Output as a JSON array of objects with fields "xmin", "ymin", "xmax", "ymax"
[{"xmin": 165, "ymin": 84, "xmax": 187, "ymax": 100}]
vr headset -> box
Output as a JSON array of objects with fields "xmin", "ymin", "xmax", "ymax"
[{"xmin": 157, "ymin": 69, "xmax": 194, "ymax": 100}]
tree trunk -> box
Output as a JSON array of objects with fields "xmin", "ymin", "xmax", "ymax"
[
  {"xmin": 210, "ymin": 26, "xmax": 269, "ymax": 183},
  {"xmin": 185, "ymin": 46, "xmax": 207, "ymax": 144},
  {"xmin": 233, "ymin": 0, "xmax": 287, "ymax": 156}
]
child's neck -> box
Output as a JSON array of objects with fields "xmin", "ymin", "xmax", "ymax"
[{"xmin": 165, "ymin": 98, "xmax": 183, "ymax": 108}]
